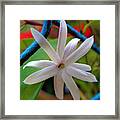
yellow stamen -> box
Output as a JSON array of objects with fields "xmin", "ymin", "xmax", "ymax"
[{"xmin": 58, "ymin": 63, "xmax": 65, "ymax": 69}]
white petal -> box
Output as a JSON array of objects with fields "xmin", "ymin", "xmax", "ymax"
[
  {"xmin": 65, "ymin": 36, "xmax": 94, "ymax": 66},
  {"xmin": 70, "ymin": 63, "xmax": 91, "ymax": 71},
  {"xmin": 31, "ymin": 28, "xmax": 60, "ymax": 63},
  {"xmin": 23, "ymin": 60, "xmax": 56, "ymax": 69},
  {"xmin": 66, "ymin": 66, "xmax": 97, "ymax": 82},
  {"xmin": 23, "ymin": 65, "xmax": 58, "ymax": 85},
  {"xmin": 63, "ymin": 38, "xmax": 80, "ymax": 59},
  {"xmin": 54, "ymin": 72, "xmax": 64, "ymax": 99},
  {"xmin": 57, "ymin": 20, "xmax": 67, "ymax": 58},
  {"xmin": 62, "ymin": 71, "xmax": 80, "ymax": 100}
]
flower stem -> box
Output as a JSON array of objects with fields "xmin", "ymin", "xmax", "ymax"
[{"xmin": 79, "ymin": 89, "xmax": 88, "ymax": 100}]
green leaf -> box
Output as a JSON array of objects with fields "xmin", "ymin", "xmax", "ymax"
[
  {"xmin": 20, "ymin": 39, "xmax": 59, "ymax": 100},
  {"xmin": 20, "ymin": 37, "xmax": 100, "ymax": 100},
  {"xmin": 76, "ymin": 48, "xmax": 100, "ymax": 99},
  {"xmin": 83, "ymin": 20, "xmax": 100, "ymax": 47},
  {"xmin": 20, "ymin": 24, "xmax": 32, "ymax": 32},
  {"xmin": 20, "ymin": 39, "xmax": 34, "ymax": 53},
  {"xmin": 20, "ymin": 48, "xmax": 49, "ymax": 100},
  {"xmin": 66, "ymin": 20, "xmax": 87, "ymax": 27}
]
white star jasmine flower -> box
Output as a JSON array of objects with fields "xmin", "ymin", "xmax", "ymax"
[{"xmin": 23, "ymin": 20, "xmax": 97, "ymax": 100}]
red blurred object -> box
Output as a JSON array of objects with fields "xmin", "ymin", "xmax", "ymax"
[
  {"xmin": 20, "ymin": 26, "xmax": 42, "ymax": 40},
  {"xmin": 74, "ymin": 22, "xmax": 92, "ymax": 38},
  {"xmin": 20, "ymin": 32, "xmax": 33, "ymax": 40},
  {"xmin": 74, "ymin": 26, "xmax": 80, "ymax": 32},
  {"xmin": 84, "ymin": 27, "xmax": 92, "ymax": 38},
  {"xmin": 20, "ymin": 24, "xmax": 59, "ymax": 40},
  {"xmin": 80, "ymin": 22, "xmax": 84, "ymax": 31},
  {"xmin": 20, "ymin": 21, "xmax": 92, "ymax": 41}
]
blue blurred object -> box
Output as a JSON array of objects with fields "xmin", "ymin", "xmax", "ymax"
[
  {"xmin": 20, "ymin": 20, "xmax": 100, "ymax": 66},
  {"xmin": 91, "ymin": 93, "xmax": 100, "ymax": 100},
  {"xmin": 65, "ymin": 86, "xmax": 100, "ymax": 100},
  {"xmin": 64, "ymin": 86, "xmax": 70, "ymax": 94},
  {"xmin": 20, "ymin": 20, "xmax": 52, "ymax": 66},
  {"xmin": 53, "ymin": 20, "xmax": 100, "ymax": 54}
]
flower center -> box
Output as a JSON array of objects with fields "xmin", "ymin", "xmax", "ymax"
[{"xmin": 57, "ymin": 63, "xmax": 65, "ymax": 69}]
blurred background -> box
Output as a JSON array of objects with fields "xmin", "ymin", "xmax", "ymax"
[{"xmin": 20, "ymin": 20, "xmax": 100, "ymax": 100}]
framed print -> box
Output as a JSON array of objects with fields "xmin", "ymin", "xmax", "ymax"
[{"xmin": 0, "ymin": 0, "xmax": 119, "ymax": 119}]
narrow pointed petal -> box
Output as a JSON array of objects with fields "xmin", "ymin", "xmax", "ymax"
[
  {"xmin": 31, "ymin": 28, "xmax": 60, "ymax": 63},
  {"xmin": 54, "ymin": 72, "xmax": 64, "ymax": 99},
  {"xmin": 23, "ymin": 65, "xmax": 58, "ymax": 85},
  {"xmin": 23, "ymin": 60, "xmax": 56, "ymax": 69},
  {"xmin": 70, "ymin": 63, "xmax": 91, "ymax": 71},
  {"xmin": 63, "ymin": 38, "xmax": 80, "ymax": 59},
  {"xmin": 66, "ymin": 66, "xmax": 97, "ymax": 82},
  {"xmin": 62, "ymin": 71, "xmax": 80, "ymax": 100},
  {"xmin": 65, "ymin": 36, "xmax": 94, "ymax": 66},
  {"xmin": 57, "ymin": 20, "xmax": 67, "ymax": 58}
]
